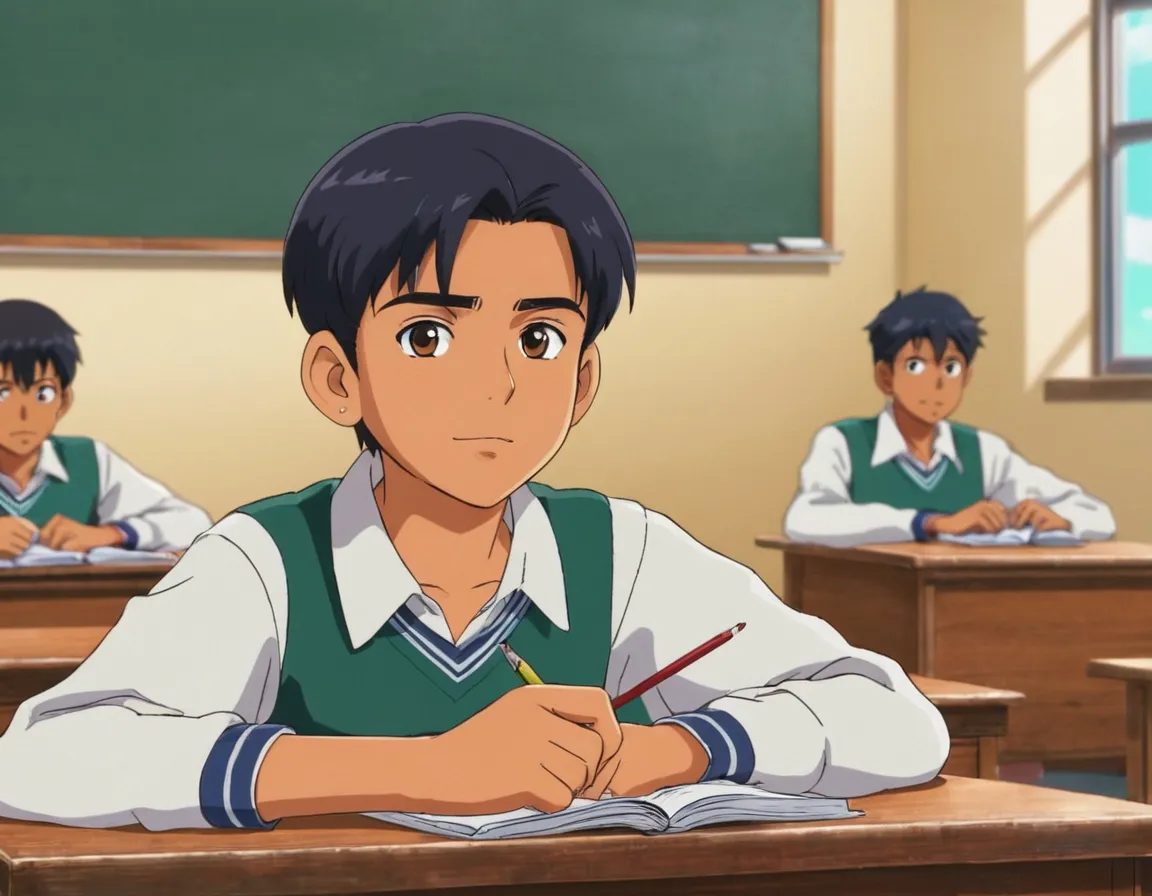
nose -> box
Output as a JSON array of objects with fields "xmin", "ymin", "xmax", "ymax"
[
  {"xmin": 476, "ymin": 345, "xmax": 516, "ymax": 405},
  {"xmin": 18, "ymin": 403, "xmax": 27, "ymax": 421}
]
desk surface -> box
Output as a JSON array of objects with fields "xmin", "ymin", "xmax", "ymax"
[
  {"xmin": 1, "ymin": 778, "xmax": 1150, "ymax": 896},
  {"xmin": 1088, "ymin": 658, "xmax": 1152, "ymax": 682},
  {"xmin": 911, "ymin": 674, "xmax": 1024, "ymax": 707},
  {"xmin": 755, "ymin": 535, "xmax": 1152, "ymax": 570},
  {"xmin": 0, "ymin": 625, "xmax": 108, "ymax": 667}
]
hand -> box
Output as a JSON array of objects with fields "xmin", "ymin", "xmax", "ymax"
[
  {"xmin": 925, "ymin": 500, "xmax": 1008, "ymax": 536},
  {"xmin": 39, "ymin": 515, "xmax": 123, "ymax": 552},
  {"xmin": 0, "ymin": 517, "xmax": 37, "ymax": 558},
  {"xmin": 1008, "ymin": 499, "xmax": 1071, "ymax": 532},
  {"xmin": 417, "ymin": 685, "xmax": 623, "ymax": 815},
  {"xmin": 586, "ymin": 723, "xmax": 710, "ymax": 798}
]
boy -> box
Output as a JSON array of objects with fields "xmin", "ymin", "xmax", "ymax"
[
  {"xmin": 0, "ymin": 299, "xmax": 210, "ymax": 556},
  {"xmin": 784, "ymin": 288, "xmax": 1116, "ymax": 547},
  {"xmin": 0, "ymin": 115, "xmax": 947, "ymax": 831}
]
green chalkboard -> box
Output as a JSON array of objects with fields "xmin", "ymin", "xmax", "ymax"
[{"xmin": 0, "ymin": 0, "xmax": 824, "ymax": 246}]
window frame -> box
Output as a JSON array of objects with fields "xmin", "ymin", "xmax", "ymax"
[{"xmin": 1095, "ymin": 0, "xmax": 1152, "ymax": 374}]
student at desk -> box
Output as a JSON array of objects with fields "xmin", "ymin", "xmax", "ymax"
[
  {"xmin": 784, "ymin": 288, "xmax": 1116, "ymax": 548},
  {"xmin": 0, "ymin": 115, "xmax": 947, "ymax": 832},
  {"xmin": 0, "ymin": 299, "xmax": 210, "ymax": 556}
]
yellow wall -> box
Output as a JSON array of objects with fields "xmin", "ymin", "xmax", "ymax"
[
  {"xmin": 903, "ymin": 0, "xmax": 1142, "ymax": 547},
  {"xmin": 12, "ymin": 1, "xmax": 1129, "ymax": 592}
]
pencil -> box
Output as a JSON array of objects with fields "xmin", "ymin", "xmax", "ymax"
[
  {"xmin": 500, "ymin": 643, "xmax": 544, "ymax": 685},
  {"xmin": 498, "ymin": 622, "xmax": 746, "ymax": 710}
]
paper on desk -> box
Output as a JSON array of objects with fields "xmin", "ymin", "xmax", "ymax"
[{"xmin": 938, "ymin": 526, "xmax": 1083, "ymax": 547}]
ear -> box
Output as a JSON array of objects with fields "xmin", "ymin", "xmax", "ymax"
[
  {"xmin": 56, "ymin": 387, "xmax": 73, "ymax": 421},
  {"xmin": 873, "ymin": 361, "xmax": 895, "ymax": 396},
  {"xmin": 301, "ymin": 331, "xmax": 362, "ymax": 427},
  {"xmin": 570, "ymin": 343, "xmax": 602, "ymax": 427}
]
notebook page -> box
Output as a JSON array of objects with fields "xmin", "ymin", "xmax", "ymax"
[
  {"xmin": 644, "ymin": 781, "xmax": 817, "ymax": 817},
  {"xmin": 14, "ymin": 544, "xmax": 86, "ymax": 566},
  {"xmin": 938, "ymin": 528, "xmax": 1031, "ymax": 547},
  {"xmin": 86, "ymin": 546, "xmax": 177, "ymax": 564}
]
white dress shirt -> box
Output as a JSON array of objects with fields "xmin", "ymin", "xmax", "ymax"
[
  {"xmin": 784, "ymin": 406, "xmax": 1116, "ymax": 547},
  {"xmin": 0, "ymin": 450, "xmax": 948, "ymax": 831},
  {"xmin": 0, "ymin": 438, "xmax": 211, "ymax": 552}
]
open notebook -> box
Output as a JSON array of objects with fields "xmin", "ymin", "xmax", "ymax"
[
  {"xmin": 938, "ymin": 526, "xmax": 1082, "ymax": 548},
  {"xmin": 366, "ymin": 780, "xmax": 860, "ymax": 840},
  {"xmin": 0, "ymin": 544, "xmax": 176, "ymax": 568}
]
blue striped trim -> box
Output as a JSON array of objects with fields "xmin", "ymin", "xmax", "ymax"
[
  {"xmin": 895, "ymin": 456, "xmax": 950, "ymax": 492},
  {"xmin": 111, "ymin": 522, "xmax": 139, "ymax": 550},
  {"xmin": 0, "ymin": 483, "xmax": 45, "ymax": 517},
  {"xmin": 199, "ymin": 724, "xmax": 292, "ymax": 829},
  {"xmin": 911, "ymin": 511, "xmax": 939, "ymax": 542},
  {"xmin": 657, "ymin": 708, "xmax": 756, "ymax": 784},
  {"xmin": 387, "ymin": 590, "xmax": 530, "ymax": 683}
]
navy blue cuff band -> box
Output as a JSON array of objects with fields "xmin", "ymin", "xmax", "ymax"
[
  {"xmin": 111, "ymin": 521, "xmax": 139, "ymax": 550},
  {"xmin": 657, "ymin": 708, "xmax": 756, "ymax": 784},
  {"xmin": 199, "ymin": 723, "xmax": 292, "ymax": 829},
  {"xmin": 911, "ymin": 511, "xmax": 938, "ymax": 542}
]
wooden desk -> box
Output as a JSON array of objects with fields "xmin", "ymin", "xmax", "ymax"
[
  {"xmin": 0, "ymin": 562, "xmax": 172, "ymax": 627},
  {"xmin": 911, "ymin": 673, "xmax": 1022, "ymax": 779},
  {"xmin": 0, "ymin": 625, "xmax": 108, "ymax": 734},
  {"xmin": 756, "ymin": 537, "xmax": 1152, "ymax": 765},
  {"xmin": 1088, "ymin": 658, "xmax": 1152, "ymax": 803},
  {"xmin": 1, "ymin": 778, "xmax": 1150, "ymax": 895}
]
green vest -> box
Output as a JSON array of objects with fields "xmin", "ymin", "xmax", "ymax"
[
  {"xmin": 240, "ymin": 480, "xmax": 653, "ymax": 737},
  {"xmin": 0, "ymin": 436, "xmax": 100, "ymax": 526},
  {"xmin": 834, "ymin": 416, "xmax": 984, "ymax": 513}
]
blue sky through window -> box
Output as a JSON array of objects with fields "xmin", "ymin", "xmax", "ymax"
[{"xmin": 1118, "ymin": 9, "xmax": 1152, "ymax": 357}]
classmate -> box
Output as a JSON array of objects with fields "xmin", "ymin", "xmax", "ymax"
[
  {"xmin": 0, "ymin": 114, "xmax": 947, "ymax": 832},
  {"xmin": 0, "ymin": 299, "xmax": 210, "ymax": 556},
  {"xmin": 784, "ymin": 288, "xmax": 1116, "ymax": 547}
]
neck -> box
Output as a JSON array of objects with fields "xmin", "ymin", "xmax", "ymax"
[
  {"xmin": 0, "ymin": 444, "xmax": 41, "ymax": 490},
  {"xmin": 375, "ymin": 452, "xmax": 509, "ymax": 590},
  {"xmin": 891, "ymin": 402, "xmax": 937, "ymax": 459}
]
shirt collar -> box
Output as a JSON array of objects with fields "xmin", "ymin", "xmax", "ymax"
[
  {"xmin": 872, "ymin": 405, "xmax": 962, "ymax": 472},
  {"xmin": 330, "ymin": 451, "xmax": 571, "ymax": 650},
  {"xmin": 34, "ymin": 439, "xmax": 69, "ymax": 482}
]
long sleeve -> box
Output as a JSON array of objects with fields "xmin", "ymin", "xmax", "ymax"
[
  {"xmin": 977, "ymin": 431, "xmax": 1116, "ymax": 540},
  {"xmin": 782, "ymin": 426, "xmax": 919, "ymax": 547},
  {"xmin": 92, "ymin": 441, "xmax": 212, "ymax": 551},
  {"xmin": 606, "ymin": 498, "xmax": 949, "ymax": 798},
  {"xmin": 0, "ymin": 517, "xmax": 287, "ymax": 830}
]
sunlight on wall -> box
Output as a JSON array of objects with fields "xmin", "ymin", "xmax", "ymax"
[{"xmin": 1024, "ymin": 0, "xmax": 1093, "ymax": 385}]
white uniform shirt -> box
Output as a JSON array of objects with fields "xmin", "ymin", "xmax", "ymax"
[
  {"xmin": 784, "ymin": 407, "xmax": 1116, "ymax": 548},
  {"xmin": 0, "ymin": 450, "xmax": 948, "ymax": 831}
]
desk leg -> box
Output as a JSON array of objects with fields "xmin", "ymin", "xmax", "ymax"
[
  {"xmin": 977, "ymin": 736, "xmax": 1000, "ymax": 780},
  {"xmin": 1126, "ymin": 683, "xmax": 1152, "ymax": 803},
  {"xmin": 782, "ymin": 555, "xmax": 805, "ymax": 610}
]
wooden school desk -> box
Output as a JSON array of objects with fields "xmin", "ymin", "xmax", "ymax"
[
  {"xmin": 1, "ymin": 777, "xmax": 1150, "ymax": 895},
  {"xmin": 911, "ymin": 674, "xmax": 1023, "ymax": 779},
  {"xmin": 1088, "ymin": 658, "xmax": 1152, "ymax": 803},
  {"xmin": 0, "ymin": 561, "xmax": 173, "ymax": 627},
  {"xmin": 0, "ymin": 626, "xmax": 107, "ymax": 734},
  {"xmin": 756, "ymin": 537, "xmax": 1152, "ymax": 767}
]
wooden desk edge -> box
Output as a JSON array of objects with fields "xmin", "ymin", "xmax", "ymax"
[{"xmin": 1087, "ymin": 658, "xmax": 1152, "ymax": 681}]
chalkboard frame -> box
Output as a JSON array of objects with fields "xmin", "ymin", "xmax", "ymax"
[{"xmin": 0, "ymin": 0, "xmax": 834, "ymax": 263}]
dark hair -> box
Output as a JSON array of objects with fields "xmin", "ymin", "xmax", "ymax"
[
  {"xmin": 865, "ymin": 286, "xmax": 986, "ymax": 365},
  {"xmin": 0, "ymin": 299, "xmax": 82, "ymax": 389},
  {"xmin": 282, "ymin": 113, "xmax": 637, "ymax": 453}
]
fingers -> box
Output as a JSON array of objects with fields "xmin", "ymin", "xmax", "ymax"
[
  {"xmin": 39, "ymin": 515, "xmax": 64, "ymax": 548},
  {"xmin": 540, "ymin": 742, "xmax": 592, "ymax": 795},
  {"xmin": 528, "ymin": 768, "xmax": 579, "ymax": 814},
  {"xmin": 541, "ymin": 713, "xmax": 606, "ymax": 777},
  {"xmin": 1009, "ymin": 500, "xmax": 1036, "ymax": 528},
  {"xmin": 530, "ymin": 685, "xmax": 623, "ymax": 763},
  {"xmin": 582, "ymin": 751, "xmax": 620, "ymax": 800},
  {"xmin": 14, "ymin": 517, "xmax": 37, "ymax": 535}
]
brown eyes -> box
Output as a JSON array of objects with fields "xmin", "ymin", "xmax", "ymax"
[
  {"xmin": 519, "ymin": 324, "xmax": 565, "ymax": 360},
  {"xmin": 397, "ymin": 322, "xmax": 453, "ymax": 358},
  {"xmin": 396, "ymin": 321, "xmax": 566, "ymax": 360}
]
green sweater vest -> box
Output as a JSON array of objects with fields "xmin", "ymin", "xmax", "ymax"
[
  {"xmin": 240, "ymin": 480, "xmax": 652, "ymax": 737},
  {"xmin": 834, "ymin": 417, "xmax": 984, "ymax": 513},
  {"xmin": 0, "ymin": 436, "xmax": 100, "ymax": 526}
]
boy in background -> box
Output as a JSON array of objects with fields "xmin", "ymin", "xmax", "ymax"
[
  {"xmin": 0, "ymin": 299, "xmax": 210, "ymax": 556},
  {"xmin": 784, "ymin": 288, "xmax": 1115, "ymax": 547}
]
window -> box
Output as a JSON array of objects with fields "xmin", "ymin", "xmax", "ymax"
[{"xmin": 1097, "ymin": 0, "xmax": 1152, "ymax": 371}]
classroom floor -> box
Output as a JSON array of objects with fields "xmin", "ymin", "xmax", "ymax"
[{"xmin": 1036, "ymin": 771, "xmax": 1127, "ymax": 800}]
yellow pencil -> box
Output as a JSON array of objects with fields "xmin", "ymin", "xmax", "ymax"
[{"xmin": 500, "ymin": 642, "xmax": 544, "ymax": 686}]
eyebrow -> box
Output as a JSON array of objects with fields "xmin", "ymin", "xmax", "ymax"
[
  {"xmin": 513, "ymin": 297, "xmax": 586, "ymax": 319},
  {"xmin": 376, "ymin": 292, "xmax": 479, "ymax": 312}
]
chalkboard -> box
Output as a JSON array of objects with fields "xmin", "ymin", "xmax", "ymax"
[{"xmin": 0, "ymin": 0, "xmax": 827, "ymax": 249}]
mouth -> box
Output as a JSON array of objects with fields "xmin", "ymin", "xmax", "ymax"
[
  {"xmin": 453, "ymin": 437, "xmax": 514, "ymax": 443},
  {"xmin": 9, "ymin": 431, "xmax": 35, "ymax": 437}
]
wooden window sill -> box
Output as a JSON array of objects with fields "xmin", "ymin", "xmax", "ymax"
[{"xmin": 1045, "ymin": 376, "xmax": 1152, "ymax": 401}]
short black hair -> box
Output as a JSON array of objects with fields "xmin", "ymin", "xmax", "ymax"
[
  {"xmin": 0, "ymin": 299, "xmax": 82, "ymax": 389},
  {"xmin": 282, "ymin": 113, "xmax": 637, "ymax": 454},
  {"xmin": 865, "ymin": 287, "xmax": 986, "ymax": 365}
]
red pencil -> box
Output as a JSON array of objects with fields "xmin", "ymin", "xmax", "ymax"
[{"xmin": 610, "ymin": 622, "xmax": 746, "ymax": 710}]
